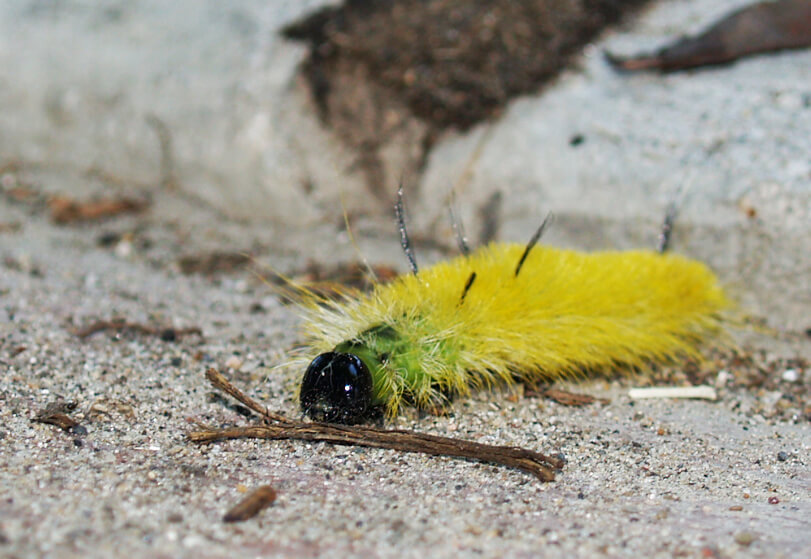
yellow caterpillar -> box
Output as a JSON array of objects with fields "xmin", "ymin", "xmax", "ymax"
[{"xmin": 296, "ymin": 199, "xmax": 731, "ymax": 423}]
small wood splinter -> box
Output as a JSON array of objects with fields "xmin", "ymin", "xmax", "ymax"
[
  {"xmin": 188, "ymin": 369, "xmax": 564, "ymax": 482},
  {"xmin": 223, "ymin": 485, "xmax": 278, "ymax": 523}
]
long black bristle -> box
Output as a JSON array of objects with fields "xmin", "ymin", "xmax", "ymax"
[
  {"xmin": 459, "ymin": 271, "xmax": 477, "ymax": 304},
  {"xmin": 514, "ymin": 214, "xmax": 552, "ymax": 278},
  {"xmin": 448, "ymin": 200, "xmax": 471, "ymax": 256},
  {"xmin": 657, "ymin": 202, "xmax": 678, "ymax": 254},
  {"xmin": 395, "ymin": 183, "xmax": 418, "ymax": 274}
]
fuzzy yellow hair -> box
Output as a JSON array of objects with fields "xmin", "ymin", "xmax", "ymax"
[{"xmin": 297, "ymin": 242, "xmax": 731, "ymax": 417}]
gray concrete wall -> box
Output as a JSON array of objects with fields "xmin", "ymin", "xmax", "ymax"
[
  {"xmin": 1, "ymin": 0, "xmax": 342, "ymax": 221},
  {"xmin": 1, "ymin": 0, "xmax": 809, "ymax": 332}
]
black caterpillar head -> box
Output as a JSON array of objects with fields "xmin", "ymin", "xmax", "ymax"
[{"xmin": 300, "ymin": 352, "xmax": 373, "ymax": 424}]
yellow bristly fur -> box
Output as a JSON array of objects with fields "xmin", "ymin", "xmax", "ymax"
[{"xmin": 297, "ymin": 243, "xmax": 731, "ymax": 417}]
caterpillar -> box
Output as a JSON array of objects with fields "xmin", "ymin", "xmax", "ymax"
[{"xmin": 295, "ymin": 192, "xmax": 731, "ymax": 424}]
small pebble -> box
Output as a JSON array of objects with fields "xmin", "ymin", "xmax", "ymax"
[
  {"xmin": 224, "ymin": 356, "xmax": 243, "ymax": 370},
  {"xmin": 777, "ymin": 451, "xmax": 788, "ymax": 461},
  {"xmin": 69, "ymin": 424, "xmax": 88, "ymax": 437},
  {"xmin": 781, "ymin": 369, "xmax": 799, "ymax": 382},
  {"xmin": 159, "ymin": 329, "xmax": 177, "ymax": 342},
  {"xmin": 114, "ymin": 239, "xmax": 134, "ymax": 259},
  {"xmin": 97, "ymin": 231, "xmax": 120, "ymax": 247},
  {"xmin": 734, "ymin": 532, "xmax": 755, "ymax": 547},
  {"xmin": 767, "ymin": 496, "xmax": 780, "ymax": 505},
  {"xmin": 700, "ymin": 546, "xmax": 719, "ymax": 558}
]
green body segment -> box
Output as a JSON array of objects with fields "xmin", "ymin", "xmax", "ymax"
[{"xmin": 334, "ymin": 320, "xmax": 462, "ymax": 408}]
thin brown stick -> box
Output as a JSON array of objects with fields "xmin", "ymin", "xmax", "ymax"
[
  {"xmin": 34, "ymin": 401, "xmax": 81, "ymax": 431},
  {"xmin": 605, "ymin": 0, "xmax": 811, "ymax": 73},
  {"xmin": 204, "ymin": 368, "xmax": 289, "ymax": 423},
  {"xmin": 526, "ymin": 387, "xmax": 610, "ymax": 407},
  {"xmin": 190, "ymin": 423, "xmax": 561, "ymax": 481},
  {"xmin": 48, "ymin": 195, "xmax": 147, "ymax": 224},
  {"xmin": 190, "ymin": 369, "xmax": 564, "ymax": 481}
]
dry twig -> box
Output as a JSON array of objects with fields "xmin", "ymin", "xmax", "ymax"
[
  {"xmin": 189, "ymin": 369, "xmax": 564, "ymax": 481},
  {"xmin": 48, "ymin": 195, "xmax": 147, "ymax": 224},
  {"xmin": 526, "ymin": 387, "xmax": 610, "ymax": 407},
  {"xmin": 606, "ymin": 0, "xmax": 811, "ymax": 72},
  {"xmin": 34, "ymin": 401, "xmax": 81, "ymax": 431}
]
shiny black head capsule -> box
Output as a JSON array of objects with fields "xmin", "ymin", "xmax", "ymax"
[{"xmin": 300, "ymin": 352, "xmax": 373, "ymax": 424}]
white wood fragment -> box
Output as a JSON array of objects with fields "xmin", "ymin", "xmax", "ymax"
[{"xmin": 628, "ymin": 385, "xmax": 717, "ymax": 400}]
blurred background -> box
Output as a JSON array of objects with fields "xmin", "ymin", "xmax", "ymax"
[{"xmin": 1, "ymin": 0, "xmax": 809, "ymax": 335}]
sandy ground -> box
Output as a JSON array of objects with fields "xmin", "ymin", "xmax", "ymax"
[{"xmin": 0, "ymin": 182, "xmax": 808, "ymax": 559}]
